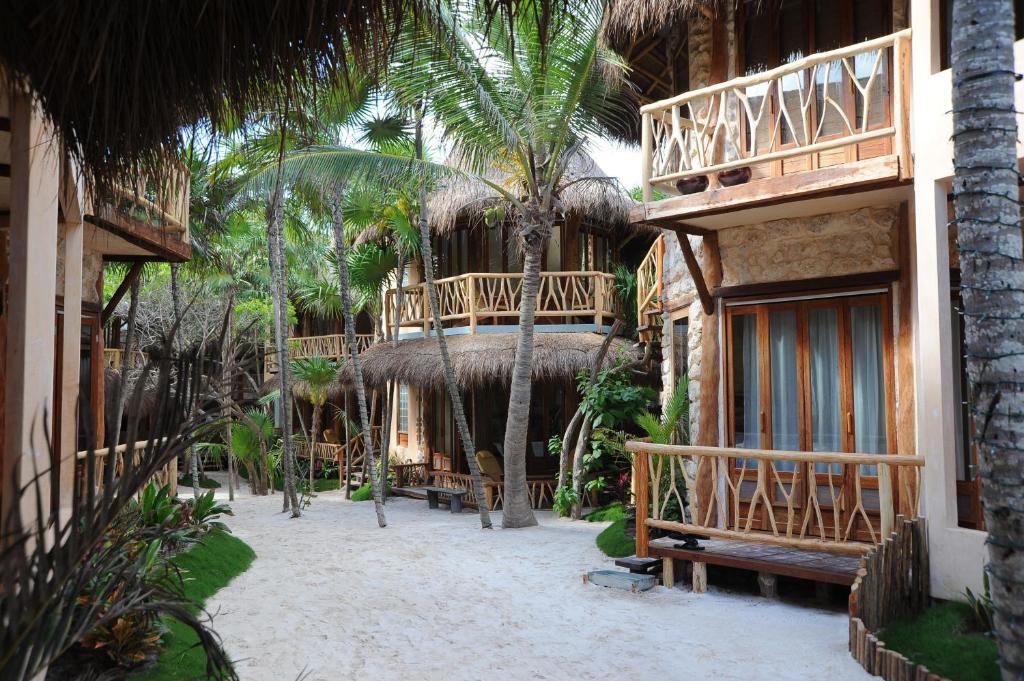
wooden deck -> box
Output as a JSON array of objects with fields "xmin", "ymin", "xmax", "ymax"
[{"xmin": 649, "ymin": 536, "xmax": 862, "ymax": 586}]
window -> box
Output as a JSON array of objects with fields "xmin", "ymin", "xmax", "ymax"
[
  {"xmin": 727, "ymin": 292, "xmax": 893, "ymax": 457},
  {"xmin": 672, "ymin": 318, "xmax": 689, "ymax": 384},
  {"xmin": 397, "ymin": 384, "xmax": 409, "ymax": 433}
]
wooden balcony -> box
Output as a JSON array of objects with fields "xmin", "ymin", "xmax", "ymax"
[
  {"xmin": 635, "ymin": 30, "xmax": 913, "ymax": 231},
  {"xmin": 88, "ymin": 158, "xmax": 192, "ymax": 262},
  {"xmin": 383, "ymin": 271, "xmax": 621, "ymax": 339},
  {"xmin": 263, "ymin": 333, "xmax": 374, "ymax": 378},
  {"xmin": 636, "ymin": 236, "xmax": 664, "ymax": 343}
]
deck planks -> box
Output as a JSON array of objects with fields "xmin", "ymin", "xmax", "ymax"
[{"xmin": 649, "ymin": 536, "xmax": 861, "ymax": 586}]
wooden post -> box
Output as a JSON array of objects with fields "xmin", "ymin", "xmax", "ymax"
[
  {"xmin": 879, "ymin": 462, "xmax": 894, "ymax": 538},
  {"xmin": 635, "ymin": 448, "xmax": 650, "ymax": 557},
  {"xmin": 641, "ymin": 113, "xmax": 653, "ymax": 203},
  {"xmin": 59, "ymin": 217, "xmax": 83, "ymax": 518},
  {"xmin": 892, "ymin": 34, "xmax": 913, "ymax": 180},
  {"xmin": 420, "ymin": 284, "xmax": 430, "ymax": 337},
  {"xmin": 758, "ymin": 572, "xmax": 778, "ymax": 599},
  {"xmin": 662, "ymin": 557, "xmax": 675, "ymax": 588},
  {"xmin": 593, "ymin": 274, "xmax": 604, "ymax": 328},
  {"xmin": 468, "ymin": 275, "xmax": 478, "ymax": 334},
  {"xmin": 692, "ymin": 561, "xmax": 707, "ymax": 593}
]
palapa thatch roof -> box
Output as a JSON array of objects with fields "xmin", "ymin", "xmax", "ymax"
[
  {"xmin": 602, "ymin": 0, "xmax": 718, "ymax": 52},
  {"xmin": 0, "ymin": 2, "xmax": 400, "ymax": 189},
  {"xmin": 426, "ymin": 152, "xmax": 637, "ymax": 235},
  {"xmin": 350, "ymin": 332, "xmax": 641, "ymax": 390}
]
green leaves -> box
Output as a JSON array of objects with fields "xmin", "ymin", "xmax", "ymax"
[
  {"xmin": 577, "ymin": 359, "xmax": 657, "ymax": 431},
  {"xmin": 290, "ymin": 356, "xmax": 342, "ymax": 407}
]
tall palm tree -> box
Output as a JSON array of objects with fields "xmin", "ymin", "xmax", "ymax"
[
  {"xmin": 389, "ymin": 0, "xmax": 631, "ymax": 527},
  {"xmin": 291, "ymin": 356, "xmax": 343, "ymax": 491},
  {"xmin": 951, "ymin": 1, "xmax": 1024, "ymax": 676}
]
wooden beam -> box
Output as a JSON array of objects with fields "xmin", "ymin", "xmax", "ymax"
[
  {"xmin": 712, "ymin": 270, "xmax": 900, "ymax": 300},
  {"xmin": 672, "ymin": 228, "xmax": 714, "ymax": 316},
  {"xmin": 101, "ymin": 261, "xmax": 143, "ymax": 325}
]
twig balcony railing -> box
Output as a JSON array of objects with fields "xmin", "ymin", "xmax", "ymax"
[
  {"xmin": 383, "ymin": 271, "xmax": 621, "ymax": 339},
  {"xmin": 264, "ymin": 333, "xmax": 374, "ymax": 377},
  {"xmin": 640, "ymin": 29, "xmax": 912, "ymax": 200},
  {"xmin": 77, "ymin": 439, "xmax": 176, "ymax": 498},
  {"xmin": 626, "ymin": 442, "xmax": 924, "ymax": 557},
  {"xmin": 636, "ymin": 236, "xmax": 664, "ymax": 342},
  {"xmin": 109, "ymin": 158, "xmax": 192, "ymax": 241}
]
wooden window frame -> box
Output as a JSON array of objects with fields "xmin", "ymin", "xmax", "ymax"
[
  {"xmin": 736, "ymin": 0, "xmax": 894, "ymax": 178},
  {"xmin": 723, "ymin": 287, "xmax": 897, "ymax": 538}
]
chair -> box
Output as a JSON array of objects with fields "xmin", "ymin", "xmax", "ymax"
[{"xmin": 475, "ymin": 450, "xmax": 504, "ymax": 482}]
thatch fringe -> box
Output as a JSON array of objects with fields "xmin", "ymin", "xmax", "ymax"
[
  {"xmin": 602, "ymin": 0, "xmax": 719, "ymax": 51},
  {"xmin": 348, "ymin": 332, "xmax": 641, "ymax": 390}
]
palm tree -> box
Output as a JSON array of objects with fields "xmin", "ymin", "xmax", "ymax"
[
  {"xmin": 388, "ymin": 0, "xmax": 630, "ymax": 527},
  {"xmin": 291, "ymin": 356, "xmax": 343, "ymax": 492},
  {"xmin": 950, "ymin": 1, "xmax": 1024, "ymax": 676}
]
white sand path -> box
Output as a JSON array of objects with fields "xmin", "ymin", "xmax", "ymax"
[{"xmin": 203, "ymin": 482, "xmax": 873, "ymax": 681}]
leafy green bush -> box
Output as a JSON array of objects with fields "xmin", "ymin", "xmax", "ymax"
[
  {"xmin": 351, "ymin": 483, "xmax": 374, "ymax": 501},
  {"xmin": 553, "ymin": 484, "xmax": 580, "ymax": 518},
  {"xmin": 584, "ymin": 502, "xmax": 627, "ymax": 522},
  {"xmin": 184, "ymin": 491, "xmax": 233, "ymax": 534},
  {"xmin": 595, "ymin": 519, "xmax": 635, "ymax": 558}
]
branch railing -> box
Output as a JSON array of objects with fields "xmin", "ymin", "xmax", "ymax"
[
  {"xmin": 627, "ymin": 442, "xmax": 923, "ymax": 557},
  {"xmin": 384, "ymin": 271, "xmax": 621, "ymax": 338},
  {"xmin": 263, "ymin": 333, "xmax": 374, "ymax": 377},
  {"xmin": 110, "ymin": 158, "xmax": 191, "ymax": 239},
  {"xmin": 636, "ymin": 235, "xmax": 664, "ymax": 342},
  {"xmin": 640, "ymin": 29, "xmax": 912, "ymax": 199},
  {"xmin": 77, "ymin": 439, "xmax": 176, "ymax": 498}
]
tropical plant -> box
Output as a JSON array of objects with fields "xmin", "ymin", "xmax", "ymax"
[
  {"xmin": 964, "ymin": 572, "xmax": 995, "ymax": 635},
  {"xmin": 291, "ymin": 355, "xmax": 343, "ymax": 491},
  {"xmin": 579, "ymin": 362, "xmax": 657, "ymax": 431},
  {"xmin": 950, "ymin": 1, "xmax": 1024, "ymax": 675},
  {"xmin": 613, "ymin": 265, "xmax": 638, "ymax": 336},
  {"xmin": 552, "ymin": 484, "xmax": 580, "ymax": 518},
  {"xmin": 187, "ymin": 492, "xmax": 234, "ymax": 535},
  {"xmin": 635, "ymin": 376, "xmax": 690, "ymax": 446}
]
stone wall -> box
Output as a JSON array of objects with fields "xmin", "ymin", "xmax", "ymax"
[
  {"xmin": 56, "ymin": 227, "xmax": 104, "ymax": 306},
  {"xmin": 718, "ymin": 206, "xmax": 899, "ymax": 288}
]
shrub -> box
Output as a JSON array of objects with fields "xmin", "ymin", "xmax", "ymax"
[{"xmin": 553, "ymin": 485, "xmax": 580, "ymax": 518}]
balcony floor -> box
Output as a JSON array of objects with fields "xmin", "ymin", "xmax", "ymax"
[{"xmin": 633, "ymin": 155, "xmax": 911, "ymax": 232}]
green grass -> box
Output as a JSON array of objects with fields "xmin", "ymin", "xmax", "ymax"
[
  {"xmin": 880, "ymin": 601, "xmax": 999, "ymax": 681},
  {"xmin": 133, "ymin": 530, "xmax": 255, "ymax": 681},
  {"xmin": 595, "ymin": 518, "xmax": 635, "ymax": 558},
  {"xmin": 177, "ymin": 474, "xmax": 220, "ymax": 489},
  {"xmin": 584, "ymin": 502, "xmax": 627, "ymax": 522},
  {"xmin": 351, "ymin": 483, "xmax": 374, "ymax": 501}
]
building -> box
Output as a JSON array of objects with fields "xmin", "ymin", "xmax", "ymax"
[
  {"xmin": 0, "ymin": 76, "xmax": 190, "ymax": 527},
  {"xmin": 608, "ymin": 0, "xmax": 1022, "ymax": 599}
]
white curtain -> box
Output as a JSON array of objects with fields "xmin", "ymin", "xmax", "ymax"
[
  {"xmin": 735, "ymin": 314, "xmax": 760, "ymax": 454},
  {"xmin": 809, "ymin": 308, "xmax": 842, "ymax": 473},
  {"xmin": 852, "ymin": 305, "xmax": 886, "ymax": 475},
  {"xmin": 770, "ymin": 311, "xmax": 799, "ymax": 471}
]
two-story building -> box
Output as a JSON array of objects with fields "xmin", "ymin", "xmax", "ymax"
[
  {"xmin": 609, "ymin": 0, "xmax": 1021, "ymax": 599},
  {"xmin": 0, "ymin": 75, "xmax": 190, "ymax": 528}
]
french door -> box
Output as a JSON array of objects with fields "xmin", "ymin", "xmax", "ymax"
[{"xmin": 726, "ymin": 291, "xmax": 895, "ymax": 539}]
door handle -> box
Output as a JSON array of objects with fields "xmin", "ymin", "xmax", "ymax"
[
  {"xmin": 846, "ymin": 411, "xmax": 854, "ymax": 436},
  {"xmin": 760, "ymin": 411, "xmax": 767, "ymax": 434}
]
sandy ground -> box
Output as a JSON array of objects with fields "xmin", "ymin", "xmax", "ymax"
[{"xmin": 201, "ymin": 479, "xmax": 873, "ymax": 681}]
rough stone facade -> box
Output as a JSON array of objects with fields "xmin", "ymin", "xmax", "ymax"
[
  {"xmin": 718, "ymin": 206, "xmax": 899, "ymax": 288},
  {"xmin": 56, "ymin": 230, "xmax": 104, "ymax": 306}
]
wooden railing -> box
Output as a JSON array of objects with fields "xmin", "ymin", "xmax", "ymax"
[
  {"xmin": 294, "ymin": 426, "xmax": 382, "ymax": 475},
  {"xmin": 390, "ymin": 464, "xmax": 582, "ymax": 511},
  {"xmin": 104, "ymin": 348, "xmax": 147, "ymax": 371},
  {"xmin": 383, "ymin": 271, "xmax": 621, "ymax": 338},
  {"xmin": 111, "ymin": 159, "xmax": 191, "ymax": 240},
  {"xmin": 627, "ymin": 442, "xmax": 924, "ymax": 557},
  {"xmin": 640, "ymin": 29, "xmax": 912, "ymax": 199},
  {"xmin": 76, "ymin": 439, "xmax": 176, "ymax": 498},
  {"xmin": 264, "ymin": 333, "xmax": 374, "ymax": 377},
  {"xmin": 636, "ymin": 235, "xmax": 664, "ymax": 342}
]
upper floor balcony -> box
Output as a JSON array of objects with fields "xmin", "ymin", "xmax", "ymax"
[
  {"xmin": 634, "ymin": 30, "xmax": 913, "ymax": 231},
  {"xmin": 264, "ymin": 333, "xmax": 374, "ymax": 379},
  {"xmin": 383, "ymin": 271, "xmax": 622, "ymax": 340}
]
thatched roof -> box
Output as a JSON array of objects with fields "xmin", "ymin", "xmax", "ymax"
[
  {"xmin": 426, "ymin": 152, "xmax": 637, "ymax": 235},
  {"xmin": 602, "ymin": 0, "xmax": 718, "ymax": 52},
  {"xmin": 0, "ymin": 2, "xmax": 410, "ymax": 189},
  {"xmin": 349, "ymin": 332, "xmax": 641, "ymax": 390}
]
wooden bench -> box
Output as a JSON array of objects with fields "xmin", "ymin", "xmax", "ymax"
[{"xmin": 424, "ymin": 486, "xmax": 467, "ymax": 513}]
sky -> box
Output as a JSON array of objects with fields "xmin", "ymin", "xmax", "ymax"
[{"xmin": 589, "ymin": 137, "xmax": 643, "ymax": 193}]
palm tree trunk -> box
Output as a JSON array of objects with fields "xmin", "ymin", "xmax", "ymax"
[
  {"xmin": 266, "ymin": 190, "xmax": 300, "ymax": 517},
  {"xmin": 170, "ymin": 262, "xmax": 201, "ymax": 499},
  {"xmin": 107, "ymin": 277, "xmax": 141, "ymax": 492},
  {"xmin": 223, "ymin": 300, "xmax": 236, "ymax": 502},
  {"xmin": 951, "ymin": 2, "xmax": 1024, "ymax": 676},
  {"xmin": 570, "ymin": 414, "xmax": 592, "ymax": 519},
  {"xmin": 414, "ymin": 111, "xmax": 492, "ymax": 528},
  {"xmin": 501, "ymin": 240, "xmax": 543, "ymax": 528},
  {"xmin": 558, "ymin": 409, "xmax": 584, "ymax": 491},
  {"xmin": 330, "ymin": 188, "xmax": 387, "ymax": 528},
  {"xmin": 344, "ymin": 391, "xmax": 352, "ymax": 498},
  {"xmin": 309, "ymin": 404, "xmax": 322, "ymax": 493},
  {"xmin": 380, "ymin": 381, "xmax": 395, "ymax": 504}
]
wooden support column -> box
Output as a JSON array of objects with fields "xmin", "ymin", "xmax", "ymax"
[
  {"xmin": 692, "ymin": 561, "xmax": 708, "ymax": 593},
  {"xmin": 758, "ymin": 572, "xmax": 778, "ymax": 599},
  {"xmin": 59, "ymin": 217, "xmax": 83, "ymax": 517},
  {"xmin": 662, "ymin": 557, "xmax": 675, "ymax": 588},
  {"xmin": 695, "ymin": 233, "xmax": 722, "ymax": 526},
  {"xmin": 672, "ymin": 228, "xmax": 715, "ymax": 316},
  {"xmin": 3, "ymin": 89, "xmax": 60, "ymax": 529}
]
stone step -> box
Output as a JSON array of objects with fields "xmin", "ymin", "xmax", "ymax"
[{"xmin": 583, "ymin": 570, "xmax": 657, "ymax": 593}]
